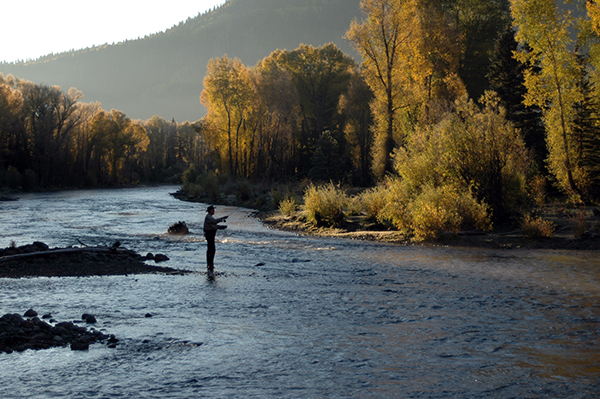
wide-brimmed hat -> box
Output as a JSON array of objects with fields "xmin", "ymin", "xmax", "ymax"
[{"xmin": 206, "ymin": 205, "xmax": 215, "ymax": 212}]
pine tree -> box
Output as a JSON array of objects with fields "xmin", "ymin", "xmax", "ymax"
[
  {"xmin": 308, "ymin": 131, "xmax": 343, "ymax": 182},
  {"xmin": 572, "ymin": 53, "xmax": 600, "ymax": 199},
  {"xmin": 487, "ymin": 26, "xmax": 546, "ymax": 170}
]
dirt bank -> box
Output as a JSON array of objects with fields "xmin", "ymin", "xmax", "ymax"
[{"xmin": 257, "ymin": 210, "xmax": 600, "ymax": 251}]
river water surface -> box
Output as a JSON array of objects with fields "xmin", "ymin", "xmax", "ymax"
[{"xmin": 0, "ymin": 186, "xmax": 599, "ymax": 398}]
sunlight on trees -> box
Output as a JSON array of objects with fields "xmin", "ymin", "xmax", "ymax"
[
  {"xmin": 4, "ymin": 0, "xmax": 600, "ymax": 225},
  {"xmin": 511, "ymin": 0, "xmax": 584, "ymax": 198},
  {"xmin": 0, "ymin": 74, "xmax": 207, "ymax": 188},
  {"xmin": 346, "ymin": 0, "xmax": 465, "ymax": 180}
]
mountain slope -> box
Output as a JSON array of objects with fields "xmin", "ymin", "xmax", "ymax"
[{"xmin": 0, "ymin": 0, "xmax": 362, "ymax": 122}]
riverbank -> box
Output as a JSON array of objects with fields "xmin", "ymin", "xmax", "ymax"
[
  {"xmin": 172, "ymin": 183, "xmax": 600, "ymax": 251},
  {"xmin": 257, "ymin": 209, "xmax": 600, "ymax": 251}
]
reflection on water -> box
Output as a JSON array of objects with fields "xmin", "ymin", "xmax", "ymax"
[{"xmin": 0, "ymin": 186, "xmax": 599, "ymax": 398}]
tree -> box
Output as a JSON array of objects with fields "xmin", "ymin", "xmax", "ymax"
[
  {"xmin": 90, "ymin": 109, "xmax": 148, "ymax": 183},
  {"xmin": 511, "ymin": 0, "xmax": 584, "ymax": 197},
  {"xmin": 487, "ymin": 26, "xmax": 546, "ymax": 170},
  {"xmin": 0, "ymin": 76, "xmax": 25, "ymax": 172},
  {"xmin": 70, "ymin": 101, "xmax": 103, "ymax": 185},
  {"xmin": 264, "ymin": 44, "xmax": 355, "ymax": 177},
  {"xmin": 308, "ymin": 131, "xmax": 343, "ymax": 182},
  {"xmin": 201, "ymin": 55, "xmax": 254, "ymax": 177},
  {"xmin": 339, "ymin": 70, "xmax": 374, "ymax": 185},
  {"xmin": 18, "ymin": 81, "xmax": 84, "ymax": 186},
  {"xmin": 444, "ymin": 0, "xmax": 511, "ymax": 100},
  {"xmin": 251, "ymin": 59, "xmax": 301, "ymax": 180},
  {"xmin": 572, "ymin": 53, "xmax": 600, "ymax": 199},
  {"xmin": 346, "ymin": 0, "xmax": 420, "ymax": 178},
  {"xmin": 346, "ymin": 0, "xmax": 465, "ymax": 180}
]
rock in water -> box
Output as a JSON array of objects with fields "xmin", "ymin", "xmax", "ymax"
[
  {"xmin": 82, "ymin": 314, "xmax": 97, "ymax": 323},
  {"xmin": 154, "ymin": 254, "xmax": 170, "ymax": 263},
  {"xmin": 167, "ymin": 221, "xmax": 189, "ymax": 235}
]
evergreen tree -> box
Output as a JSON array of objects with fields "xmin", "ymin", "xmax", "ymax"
[
  {"xmin": 572, "ymin": 53, "xmax": 600, "ymax": 199},
  {"xmin": 487, "ymin": 26, "xmax": 546, "ymax": 170},
  {"xmin": 308, "ymin": 131, "xmax": 343, "ymax": 182}
]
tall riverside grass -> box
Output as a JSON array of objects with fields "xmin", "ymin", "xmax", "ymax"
[
  {"xmin": 303, "ymin": 183, "xmax": 349, "ymax": 227},
  {"xmin": 521, "ymin": 215, "xmax": 555, "ymax": 238}
]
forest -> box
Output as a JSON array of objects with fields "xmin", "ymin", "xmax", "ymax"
[{"xmin": 2, "ymin": 0, "xmax": 600, "ymax": 239}]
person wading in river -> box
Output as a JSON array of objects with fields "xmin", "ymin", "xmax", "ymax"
[{"xmin": 203, "ymin": 205, "xmax": 228, "ymax": 272}]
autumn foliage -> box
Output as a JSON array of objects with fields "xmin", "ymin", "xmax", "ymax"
[{"xmin": 3, "ymin": 0, "xmax": 600, "ymax": 241}]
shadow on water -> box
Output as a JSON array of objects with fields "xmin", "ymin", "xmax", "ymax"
[{"xmin": 0, "ymin": 186, "xmax": 599, "ymax": 398}]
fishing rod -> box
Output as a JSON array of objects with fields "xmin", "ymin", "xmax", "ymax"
[{"xmin": 226, "ymin": 206, "xmax": 242, "ymax": 218}]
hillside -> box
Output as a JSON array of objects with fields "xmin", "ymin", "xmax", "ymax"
[{"xmin": 0, "ymin": 0, "xmax": 362, "ymax": 122}]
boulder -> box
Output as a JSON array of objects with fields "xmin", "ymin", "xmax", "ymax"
[
  {"xmin": 70, "ymin": 341, "xmax": 89, "ymax": 351},
  {"xmin": 154, "ymin": 254, "xmax": 170, "ymax": 263},
  {"xmin": 82, "ymin": 313, "xmax": 97, "ymax": 323},
  {"xmin": 167, "ymin": 221, "xmax": 189, "ymax": 235}
]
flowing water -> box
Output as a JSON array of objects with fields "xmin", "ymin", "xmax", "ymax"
[{"xmin": 0, "ymin": 186, "xmax": 599, "ymax": 398}]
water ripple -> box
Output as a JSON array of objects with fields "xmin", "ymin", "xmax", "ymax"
[{"xmin": 0, "ymin": 186, "xmax": 598, "ymax": 398}]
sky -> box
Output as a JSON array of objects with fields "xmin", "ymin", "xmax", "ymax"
[{"xmin": 1, "ymin": 0, "xmax": 227, "ymax": 63}]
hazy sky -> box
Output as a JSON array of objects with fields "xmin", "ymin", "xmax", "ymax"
[{"xmin": 1, "ymin": 0, "xmax": 226, "ymax": 63}]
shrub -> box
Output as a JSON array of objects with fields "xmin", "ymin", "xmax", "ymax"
[
  {"xmin": 181, "ymin": 169, "xmax": 220, "ymax": 201},
  {"xmin": 359, "ymin": 186, "xmax": 388, "ymax": 221},
  {"xmin": 236, "ymin": 180, "xmax": 251, "ymax": 201},
  {"xmin": 521, "ymin": 215, "xmax": 555, "ymax": 238},
  {"xmin": 377, "ymin": 179, "xmax": 412, "ymax": 233},
  {"xmin": 395, "ymin": 94, "xmax": 531, "ymax": 223},
  {"xmin": 303, "ymin": 183, "xmax": 349, "ymax": 227},
  {"xmin": 184, "ymin": 183, "xmax": 205, "ymax": 198},
  {"xmin": 181, "ymin": 164, "xmax": 201, "ymax": 185},
  {"xmin": 409, "ymin": 185, "xmax": 462, "ymax": 241},
  {"xmin": 279, "ymin": 197, "xmax": 299, "ymax": 216},
  {"xmin": 202, "ymin": 172, "xmax": 221, "ymax": 201},
  {"xmin": 21, "ymin": 169, "xmax": 37, "ymax": 191},
  {"xmin": 454, "ymin": 189, "xmax": 492, "ymax": 232},
  {"xmin": 270, "ymin": 189, "xmax": 285, "ymax": 209},
  {"xmin": 6, "ymin": 166, "xmax": 22, "ymax": 189},
  {"xmin": 568, "ymin": 209, "xmax": 588, "ymax": 238},
  {"xmin": 374, "ymin": 179, "xmax": 491, "ymax": 241},
  {"xmin": 529, "ymin": 174, "xmax": 547, "ymax": 208}
]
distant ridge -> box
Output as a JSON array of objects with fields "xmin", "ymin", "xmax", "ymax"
[{"xmin": 0, "ymin": 0, "xmax": 362, "ymax": 122}]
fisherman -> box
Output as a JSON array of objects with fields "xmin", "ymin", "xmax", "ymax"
[{"xmin": 203, "ymin": 205, "xmax": 228, "ymax": 272}]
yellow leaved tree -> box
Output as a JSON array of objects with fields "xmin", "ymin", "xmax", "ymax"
[
  {"xmin": 346, "ymin": 0, "xmax": 464, "ymax": 180},
  {"xmin": 511, "ymin": 0, "xmax": 585, "ymax": 198}
]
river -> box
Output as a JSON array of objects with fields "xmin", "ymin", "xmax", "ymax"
[{"xmin": 0, "ymin": 186, "xmax": 598, "ymax": 398}]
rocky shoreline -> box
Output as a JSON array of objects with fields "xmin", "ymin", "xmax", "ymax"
[
  {"xmin": 0, "ymin": 309, "xmax": 118, "ymax": 354},
  {"xmin": 0, "ymin": 243, "xmax": 182, "ymax": 354},
  {"xmin": 0, "ymin": 241, "xmax": 186, "ymax": 278}
]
